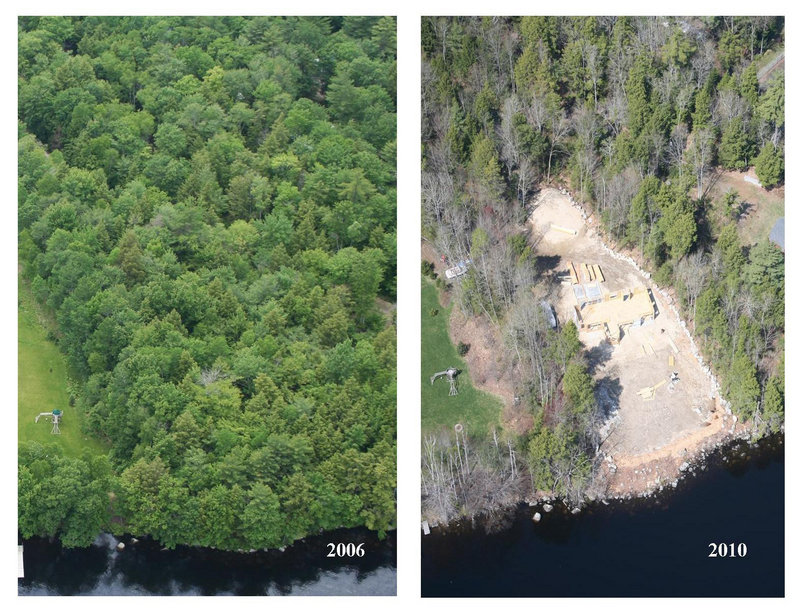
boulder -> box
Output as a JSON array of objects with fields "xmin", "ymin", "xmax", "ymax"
[
  {"xmin": 116, "ymin": 542, "xmax": 125, "ymax": 551},
  {"xmin": 543, "ymin": 504, "xmax": 554, "ymax": 513},
  {"xmin": 532, "ymin": 512, "xmax": 542, "ymax": 523}
]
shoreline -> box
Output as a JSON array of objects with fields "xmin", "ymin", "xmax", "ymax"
[
  {"xmin": 425, "ymin": 431, "xmax": 783, "ymax": 534},
  {"xmin": 20, "ymin": 525, "xmax": 397, "ymax": 559}
]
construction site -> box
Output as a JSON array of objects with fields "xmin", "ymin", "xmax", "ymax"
[{"xmin": 529, "ymin": 188, "xmax": 722, "ymax": 466}]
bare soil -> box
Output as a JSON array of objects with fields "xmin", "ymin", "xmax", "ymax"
[
  {"xmin": 447, "ymin": 309, "xmax": 532, "ymax": 435},
  {"xmin": 529, "ymin": 188, "xmax": 732, "ymax": 490}
]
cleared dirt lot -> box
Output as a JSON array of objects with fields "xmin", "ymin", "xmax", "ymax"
[{"xmin": 529, "ymin": 188, "xmax": 718, "ymax": 459}]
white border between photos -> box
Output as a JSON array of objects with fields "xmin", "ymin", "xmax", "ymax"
[{"xmin": 1, "ymin": 1, "xmax": 796, "ymax": 612}]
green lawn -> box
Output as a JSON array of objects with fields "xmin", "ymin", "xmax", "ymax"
[
  {"xmin": 421, "ymin": 278, "xmax": 502, "ymax": 436},
  {"xmin": 18, "ymin": 278, "xmax": 108, "ymax": 458}
]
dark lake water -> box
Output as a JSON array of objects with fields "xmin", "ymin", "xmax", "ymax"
[
  {"xmin": 422, "ymin": 436, "xmax": 784, "ymax": 597},
  {"xmin": 19, "ymin": 528, "xmax": 395, "ymax": 596}
]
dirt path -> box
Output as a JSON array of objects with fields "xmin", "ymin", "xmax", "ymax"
[{"xmin": 758, "ymin": 50, "xmax": 784, "ymax": 84}]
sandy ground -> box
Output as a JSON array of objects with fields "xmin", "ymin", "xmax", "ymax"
[{"xmin": 529, "ymin": 188, "xmax": 731, "ymax": 490}]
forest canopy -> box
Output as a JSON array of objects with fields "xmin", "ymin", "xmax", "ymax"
[{"xmin": 18, "ymin": 16, "xmax": 397, "ymax": 550}]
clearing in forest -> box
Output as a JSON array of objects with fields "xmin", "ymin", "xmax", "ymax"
[
  {"xmin": 705, "ymin": 168, "xmax": 784, "ymax": 247},
  {"xmin": 421, "ymin": 278, "xmax": 502, "ymax": 436},
  {"xmin": 528, "ymin": 188, "xmax": 723, "ymax": 462},
  {"xmin": 18, "ymin": 278, "xmax": 108, "ymax": 458}
]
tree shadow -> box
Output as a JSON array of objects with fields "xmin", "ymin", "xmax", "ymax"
[
  {"xmin": 737, "ymin": 200, "xmax": 754, "ymax": 219},
  {"xmin": 535, "ymin": 254, "xmax": 562, "ymax": 277},
  {"xmin": 585, "ymin": 340, "xmax": 614, "ymax": 376},
  {"xmin": 594, "ymin": 375, "xmax": 622, "ymax": 420}
]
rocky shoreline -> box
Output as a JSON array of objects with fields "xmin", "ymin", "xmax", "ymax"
[
  {"xmin": 425, "ymin": 430, "xmax": 783, "ymax": 535},
  {"xmin": 529, "ymin": 428, "xmax": 783, "ymax": 513}
]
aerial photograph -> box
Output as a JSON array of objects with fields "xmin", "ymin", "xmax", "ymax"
[
  {"xmin": 18, "ymin": 15, "xmax": 397, "ymax": 595},
  {"xmin": 421, "ymin": 16, "xmax": 784, "ymax": 597}
]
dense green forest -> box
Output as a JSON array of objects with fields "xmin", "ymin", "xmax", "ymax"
[
  {"xmin": 18, "ymin": 16, "xmax": 397, "ymax": 550},
  {"xmin": 421, "ymin": 16, "xmax": 784, "ymax": 512}
]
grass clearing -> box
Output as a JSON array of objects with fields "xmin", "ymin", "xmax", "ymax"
[
  {"xmin": 18, "ymin": 277, "xmax": 109, "ymax": 458},
  {"xmin": 421, "ymin": 278, "xmax": 502, "ymax": 436},
  {"xmin": 706, "ymin": 168, "xmax": 784, "ymax": 247}
]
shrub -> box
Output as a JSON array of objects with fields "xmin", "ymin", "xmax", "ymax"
[{"xmin": 457, "ymin": 341, "xmax": 470, "ymax": 356}]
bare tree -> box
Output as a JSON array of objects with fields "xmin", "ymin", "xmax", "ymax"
[
  {"xmin": 524, "ymin": 87, "xmax": 549, "ymax": 132},
  {"xmin": 676, "ymin": 251, "xmax": 709, "ymax": 325},
  {"xmin": 422, "ymin": 171, "xmax": 455, "ymax": 231},
  {"xmin": 599, "ymin": 86, "xmax": 628, "ymax": 137},
  {"xmin": 432, "ymin": 17, "xmax": 451, "ymax": 62},
  {"xmin": 503, "ymin": 290, "xmax": 558, "ymax": 407},
  {"xmin": 597, "ymin": 165, "xmax": 641, "ymax": 239},
  {"xmin": 675, "ymin": 84, "xmax": 694, "ymax": 125},
  {"xmin": 516, "ymin": 157, "xmax": 537, "ymax": 210},
  {"xmin": 667, "ymin": 123, "xmax": 689, "ymax": 181},
  {"xmin": 421, "ymin": 430, "xmax": 528, "ymax": 524},
  {"xmin": 634, "ymin": 16, "xmax": 670, "ymax": 55},
  {"xmin": 713, "ymin": 89, "xmax": 748, "ymax": 128},
  {"xmin": 690, "ymin": 39, "xmax": 716, "ymax": 88},
  {"xmin": 497, "ymin": 95, "xmax": 523, "ymax": 178},
  {"xmin": 546, "ymin": 109, "xmax": 571, "ymax": 182},
  {"xmin": 690, "ymin": 128, "xmax": 715, "ymax": 199},
  {"xmin": 585, "ymin": 43, "xmax": 603, "ymax": 106}
]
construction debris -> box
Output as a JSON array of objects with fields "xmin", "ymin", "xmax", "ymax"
[
  {"xmin": 637, "ymin": 379, "xmax": 667, "ymax": 401},
  {"xmin": 551, "ymin": 224, "xmax": 577, "ymax": 235}
]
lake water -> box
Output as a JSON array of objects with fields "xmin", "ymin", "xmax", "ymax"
[
  {"xmin": 19, "ymin": 527, "xmax": 396, "ymax": 596},
  {"xmin": 422, "ymin": 436, "xmax": 784, "ymax": 597}
]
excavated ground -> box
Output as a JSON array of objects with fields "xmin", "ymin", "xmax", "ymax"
[{"xmin": 529, "ymin": 188, "xmax": 735, "ymax": 494}]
